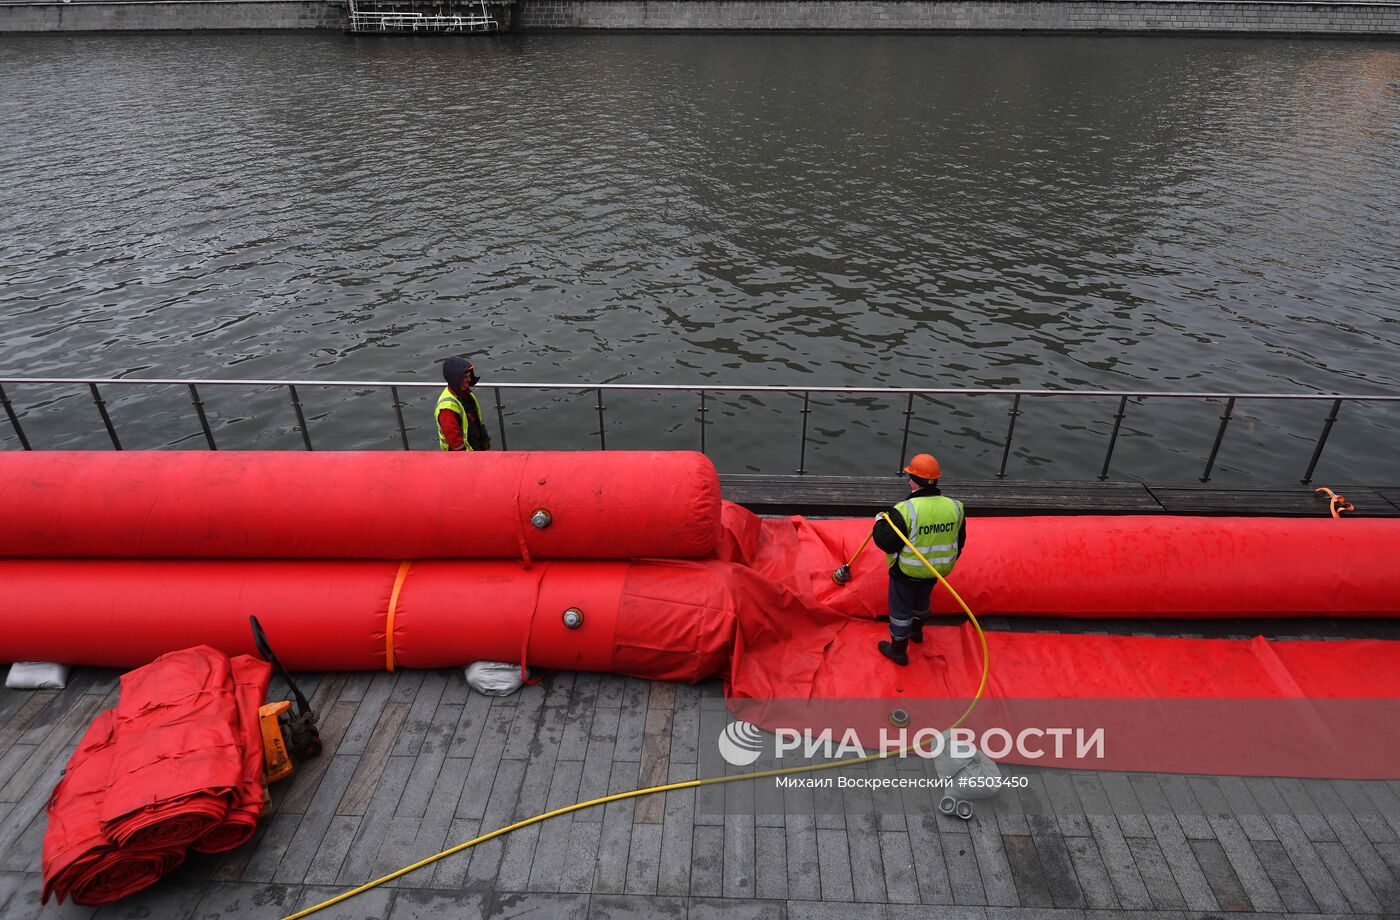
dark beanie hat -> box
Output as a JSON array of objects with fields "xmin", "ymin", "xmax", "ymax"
[{"xmin": 443, "ymin": 356, "xmax": 473, "ymax": 388}]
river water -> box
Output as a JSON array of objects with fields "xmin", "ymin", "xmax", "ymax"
[{"xmin": 2, "ymin": 33, "xmax": 1397, "ymax": 481}]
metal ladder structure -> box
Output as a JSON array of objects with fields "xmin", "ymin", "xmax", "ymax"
[{"xmin": 346, "ymin": 0, "xmax": 499, "ymax": 33}]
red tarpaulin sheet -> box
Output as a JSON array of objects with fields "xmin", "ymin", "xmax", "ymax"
[
  {"xmin": 0, "ymin": 451, "xmax": 721, "ymax": 560},
  {"xmin": 728, "ymin": 616, "xmax": 1400, "ymax": 703},
  {"xmin": 41, "ymin": 647, "xmax": 272, "ymax": 906},
  {"xmin": 726, "ymin": 617, "xmax": 1400, "ymax": 777}
]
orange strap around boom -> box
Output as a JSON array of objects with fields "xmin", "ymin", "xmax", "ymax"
[{"xmin": 385, "ymin": 561, "xmax": 412, "ymax": 671}]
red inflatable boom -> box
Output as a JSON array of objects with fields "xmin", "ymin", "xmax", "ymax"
[
  {"xmin": 0, "ymin": 558, "xmax": 739, "ymax": 682},
  {"xmin": 728, "ymin": 511, "xmax": 1400, "ymax": 619},
  {"xmin": 0, "ymin": 451, "xmax": 721, "ymax": 560}
]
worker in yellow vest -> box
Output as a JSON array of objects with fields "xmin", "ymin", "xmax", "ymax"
[
  {"xmin": 871, "ymin": 453, "xmax": 966, "ymax": 666},
  {"xmin": 436, "ymin": 356, "xmax": 492, "ymax": 451}
]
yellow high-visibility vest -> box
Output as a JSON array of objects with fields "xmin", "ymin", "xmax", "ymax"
[
  {"xmin": 886, "ymin": 495, "xmax": 964, "ymax": 579},
  {"xmin": 435, "ymin": 387, "xmax": 484, "ymax": 451}
]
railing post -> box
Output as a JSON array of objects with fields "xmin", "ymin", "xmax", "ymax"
[
  {"xmin": 1301, "ymin": 398, "xmax": 1343, "ymax": 485},
  {"xmin": 1098, "ymin": 395, "xmax": 1129, "ymax": 481},
  {"xmin": 0, "ymin": 383, "xmax": 32, "ymax": 451},
  {"xmin": 997, "ymin": 394, "xmax": 1022, "ymax": 480},
  {"xmin": 897, "ymin": 393, "xmax": 915, "ymax": 472},
  {"xmin": 595, "ymin": 388, "xmax": 607, "ymax": 450},
  {"xmin": 188, "ymin": 384, "xmax": 217, "ymax": 450},
  {"xmin": 287, "ymin": 384, "xmax": 313, "ymax": 450},
  {"xmin": 89, "ymin": 383, "xmax": 122, "ymax": 450},
  {"xmin": 797, "ymin": 390, "xmax": 811, "ymax": 475},
  {"xmin": 698, "ymin": 389, "xmax": 708, "ymax": 454},
  {"xmin": 493, "ymin": 388, "xmax": 508, "ymax": 451},
  {"xmin": 389, "ymin": 386, "xmax": 410, "ymax": 451},
  {"xmin": 1200, "ymin": 396, "xmax": 1236, "ymax": 483}
]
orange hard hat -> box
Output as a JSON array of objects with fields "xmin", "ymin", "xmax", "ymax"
[{"xmin": 903, "ymin": 453, "xmax": 942, "ymax": 480}]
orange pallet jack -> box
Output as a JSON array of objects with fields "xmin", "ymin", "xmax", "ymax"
[{"xmin": 250, "ymin": 616, "xmax": 323, "ymax": 783}]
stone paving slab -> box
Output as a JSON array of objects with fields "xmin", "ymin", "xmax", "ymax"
[{"xmin": 0, "ymin": 668, "xmax": 1397, "ymax": 919}]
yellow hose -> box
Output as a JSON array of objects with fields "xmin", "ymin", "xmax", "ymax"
[{"xmin": 284, "ymin": 514, "xmax": 987, "ymax": 920}]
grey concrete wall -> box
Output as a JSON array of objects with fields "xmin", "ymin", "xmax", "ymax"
[
  {"xmin": 3, "ymin": 0, "xmax": 1397, "ymax": 33},
  {"xmin": 517, "ymin": 0, "xmax": 1400, "ymax": 33},
  {"xmin": 0, "ymin": 0, "xmax": 339, "ymax": 30}
]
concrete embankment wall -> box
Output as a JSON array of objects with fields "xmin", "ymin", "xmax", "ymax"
[
  {"xmin": 0, "ymin": 0, "xmax": 338, "ymax": 30},
  {"xmin": 2, "ymin": 0, "xmax": 1398, "ymax": 36},
  {"xmin": 520, "ymin": 0, "xmax": 1400, "ymax": 33}
]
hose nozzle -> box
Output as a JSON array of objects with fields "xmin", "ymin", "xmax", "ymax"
[{"xmin": 833, "ymin": 531, "xmax": 875, "ymax": 587}]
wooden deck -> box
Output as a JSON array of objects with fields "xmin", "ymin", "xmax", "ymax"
[
  {"xmin": 2, "ymin": 665, "xmax": 1399, "ymax": 919},
  {"xmin": 721, "ymin": 475, "xmax": 1400, "ymax": 518}
]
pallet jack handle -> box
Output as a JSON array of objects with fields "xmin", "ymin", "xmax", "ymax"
[{"xmin": 249, "ymin": 615, "xmax": 313, "ymax": 718}]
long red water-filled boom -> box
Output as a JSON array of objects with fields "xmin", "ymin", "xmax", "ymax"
[
  {"xmin": 731, "ymin": 512, "xmax": 1400, "ymax": 619},
  {"xmin": 0, "ymin": 450, "xmax": 721, "ymax": 560},
  {"xmin": 0, "ymin": 558, "xmax": 737, "ymax": 681}
]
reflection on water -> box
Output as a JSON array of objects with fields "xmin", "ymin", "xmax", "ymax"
[{"xmin": 1, "ymin": 33, "xmax": 1397, "ymax": 480}]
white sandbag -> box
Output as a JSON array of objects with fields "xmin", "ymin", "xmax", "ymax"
[
  {"xmin": 932, "ymin": 735, "xmax": 1003, "ymax": 801},
  {"xmin": 6, "ymin": 661, "xmax": 71, "ymax": 690},
  {"xmin": 464, "ymin": 661, "xmax": 525, "ymax": 697}
]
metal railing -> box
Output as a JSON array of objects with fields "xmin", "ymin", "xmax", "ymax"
[{"xmin": 0, "ymin": 377, "xmax": 1395, "ymax": 484}]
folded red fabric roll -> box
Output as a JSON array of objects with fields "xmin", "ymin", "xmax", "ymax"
[
  {"xmin": 100, "ymin": 648, "xmax": 245, "ymax": 847},
  {"xmin": 40, "ymin": 710, "xmax": 186, "ymax": 905},
  {"xmin": 191, "ymin": 810, "xmax": 260, "ymax": 854},
  {"xmin": 43, "ymin": 647, "xmax": 275, "ymax": 906},
  {"xmin": 67, "ymin": 847, "xmax": 184, "ymax": 906},
  {"xmin": 41, "ymin": 712, "xmax": 118, "ymax": 905},
  {"xmin": 106, "ymin": 795, "xmax": 229, "ymax": 851},
  {"xmin": 193, "ymin": 655, "xmax": 272, "ymax": 854}
]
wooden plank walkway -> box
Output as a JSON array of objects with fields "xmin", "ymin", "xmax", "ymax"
[
  {"xmin": 2, "ymin": 667, "xmax": 1398, "ymax": 920},
  {"xmin": 721, "ymin": 475, "xmax": 1400, "ymax": 518}
]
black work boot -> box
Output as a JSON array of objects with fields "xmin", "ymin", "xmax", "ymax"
[
  {"xmin": 909, "ymin": 618, "xmax": 926, "ymax": 644},
  {"xmin": 878, "ymin": 637, "xmax": 909, "ymax": 666}
]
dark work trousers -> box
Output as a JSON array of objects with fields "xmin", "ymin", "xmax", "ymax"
[{"xmin": 888, "ymin": 573, "xmax": 935, "ymax": 640}]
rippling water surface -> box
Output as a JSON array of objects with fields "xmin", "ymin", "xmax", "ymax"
[{"xmin": 1, "ymin": 33, "xmax": 1397, "ymax": 480}]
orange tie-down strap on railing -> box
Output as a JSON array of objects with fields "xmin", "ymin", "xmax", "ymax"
[
  {"xmin": 1314, "ymin": 487, "xmax": 1356, "ymax": 519},
  {"xmin": 384, "ymin": 561, "xmax": 413, "ymax": 671}
]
